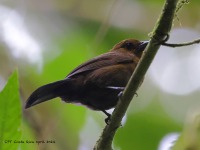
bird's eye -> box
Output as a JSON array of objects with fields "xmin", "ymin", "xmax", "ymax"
[{"xmin": 122, "ymin": 42, "xmax": 135, "ymax": 50}]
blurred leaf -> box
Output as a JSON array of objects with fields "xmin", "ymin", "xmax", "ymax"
[
  {"xmin": 115, "ymin": 99, "xmax": 182, "ymax": 150},
  {"xmin": 24, "ymin": 29, "xmax": 90, "ymax": 149},
  {"xmin": 0, "ymin": 70, "xmax": 22, "ymax": 150},
  {"xmin": 20, "ymin": 121, "xmax": 37, "ymax": 150},
  {"xmin": 172, "ymin": 113, "xmax": 200, "ymax": 150}
]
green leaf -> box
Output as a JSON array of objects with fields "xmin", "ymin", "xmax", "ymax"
[{"xmin": 0, "ymin": 70, "xmax": 22, "ymax": 150}]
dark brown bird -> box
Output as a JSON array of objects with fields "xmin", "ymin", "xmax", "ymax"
[{"xmin": 25, "ymin": 39, "xmax": 148, "ymax": 122}]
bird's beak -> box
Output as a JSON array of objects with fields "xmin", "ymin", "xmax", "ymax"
[{"xmin": 137, "ymin": 41, "xmax": 149, "ymax": 51}]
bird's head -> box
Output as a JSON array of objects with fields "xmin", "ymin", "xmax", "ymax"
[{"xmin": 111, "ymin": 39, "xmax": 149, "ymax": 58}]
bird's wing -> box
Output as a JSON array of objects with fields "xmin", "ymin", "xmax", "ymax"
[{"xmin": 66, "ymin": 52, "xmax": 137, "ymax": 78}]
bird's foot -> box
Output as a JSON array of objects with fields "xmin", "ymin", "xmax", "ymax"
[
  {"xmin": 105, "ymin": 115, "xmax": 111, "ymax": 125},
  {"xmin": 102, "ymin": 110, "xmax": 111, "ymax": 125}
]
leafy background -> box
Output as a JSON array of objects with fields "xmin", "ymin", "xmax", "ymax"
[{"xmin": 0, "ymin": 0, "xmax": 200, "ymax": 150}]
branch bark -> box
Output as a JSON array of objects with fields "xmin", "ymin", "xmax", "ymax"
[{"xmin": 94, "ymin": 0, "xmax": 179, "ymax": 149}]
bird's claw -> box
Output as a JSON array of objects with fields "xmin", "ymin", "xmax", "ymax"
[
  {"xmin": 102, "ymin": 110, "xmax": 111, "ymax": 125},
  {"xmin": 105, "ymin": 115, "xmax": 111, "ymax": 125}
]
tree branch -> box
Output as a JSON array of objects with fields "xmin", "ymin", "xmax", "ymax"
[
  {"xmin": 94, "ymin": 0, "xmax": 179, "ymax": 150},
  {"xmin": 162, "ymin": 38, "xmax": 200, "ymax": 47}
]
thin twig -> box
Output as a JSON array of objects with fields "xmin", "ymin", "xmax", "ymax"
[
  {"xmin": 162, "ymin": 38, "xmax": 200, "ymax": 47},
  {"xmin": 91, "ymin": 0, "xmax": 118, "ymax": 51},
  {"xmin": 174, "ymin": 0, "xmax": 190, "ymax": 26}
]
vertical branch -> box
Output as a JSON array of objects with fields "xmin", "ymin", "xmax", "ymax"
[{"xmin": 94, "ymin": 0, "xmax": 179, "ymax": 150}]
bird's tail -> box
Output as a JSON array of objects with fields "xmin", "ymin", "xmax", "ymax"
[{"xmin": 25, "ymin": 79, "xmax": 70, "ymax": 109}]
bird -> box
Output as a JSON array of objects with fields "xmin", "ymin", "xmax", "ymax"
[{"xmin": 25, "ymin": 39, "xmax": 148, "ymax": 123}]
